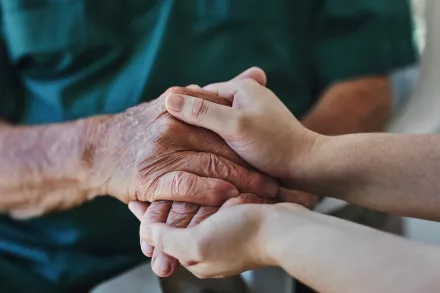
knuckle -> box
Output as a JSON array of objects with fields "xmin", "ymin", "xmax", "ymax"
[
  {"xmin": 172, "ymin": 172, "xmax": 197, "ymax": 197},
  {"xmin": 167, "ymin": 203, "xmax": 199, "ymax": 227},
  {"xmin": 246, "ymin": 172, "xmax": 264, "ymax": 192},
  {"xmin": 154, "ymin": 232, "xmax": 165, "ymax": 252},
  {"xmin": 171, "ymin": 202, "xmax": 199, "ymax": 216},
  {"xmin": 191, "ymin": 99, "xmax": 209, "ymax": 120},
  {"xmin": 238, "ymin": 78, "xmax": 259, "ymax": 90},
  {"xmin": 167, "ymin": 213, "xmax": 192, "ymax": 227},
  {"xmin": 207, "ymin": 154, "xmax": 229, "ymax": 179},
  {"xmin": 165, "ymin": 86, "xmax": 186, "ymax": 95},
  {"xmin": 160, "ymin": 114, "xmax": 179, "ymax": 133},
  {"xmin": 144, "ymin": 201, "xmax": 170, "ymax": 222},
  {"xmin": 187, "ymin": 84, "xmax": 202, "ymax": 90},
  {"xmin": 139, "ymin": 223, "xmax": 150, "ymax": 238},
  {"xmin": 195, "ymin": 207, "xmax": 218, "ymax": 222}
]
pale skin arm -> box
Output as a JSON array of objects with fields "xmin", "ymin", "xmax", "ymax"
[
  {"xmin": 296, "ymin": 133, "xmax": 440, "ymax": 221},
  {"xmin": 163, "ymin": 71, "xmax": 440, "ymax": 221},
  {"xmin": 139, "ymin": 72, "xmax": 440, "ymax": 291},
  {"xmin": 269, "ymin": 205, "xmax": 440, "ymax": 293},
  {"xmin": 296, "ymin": 76, "xmax": 392, "ymax": 202},
  {"xmin": 140, "ymin": 203, "xmax": 440, "ymax": 293}
]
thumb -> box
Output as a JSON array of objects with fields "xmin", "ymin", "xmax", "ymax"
[
  {"xmin": 165, "ymin": 94, "xmax": 241, "ymax": 138},
  {"xmin": 231, "ymin": 67, "xmax": 267, "ymax": 86},
  {"xmin": 140, "ymin": 223, "xmax": 198, "ymax": 261}
]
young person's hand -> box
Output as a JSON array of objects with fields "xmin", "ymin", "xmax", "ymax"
[
  {"xmin": 164, "ymin": 67, "xmax": 323, "ymax": 182},
  {"xmin": 139, "ymin": 202, "xmax": 310, "ymax": 279}
]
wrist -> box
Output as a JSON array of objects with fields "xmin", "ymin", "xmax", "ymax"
[
  {"xmin": 258, "ymin": 203, "xmax": 312, "ymax": 267},
  {"xmin": 286, "ymin": 130, "xmax": 329, "ymax": 183},
  {"xmin": 77, "ymin": 115, "xmax": 113, "ymax": 196}
]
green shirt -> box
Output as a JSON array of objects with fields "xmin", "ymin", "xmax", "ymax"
[{"xmin": 0, "ymin": 0, "xmax": 416, "ymax": 291}]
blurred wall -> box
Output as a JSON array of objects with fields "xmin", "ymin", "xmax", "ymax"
[{"xmin": 403, "ymin": 0, "xmax": 440, "ymax": 245}]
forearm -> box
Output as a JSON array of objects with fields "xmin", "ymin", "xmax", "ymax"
[
  {"xmin": 267, "ymin": 207, "xmax": 440, "ymax": 293},
  {"xmin": 294, "ymin": 133, "xmax": 440, "ymax": 221},
  {"xmin": 302, "ymin": 76, "xmax": 392, "ymax": 134},
  {"xmin": 0, "ymin": 118, "xmax": 102, "ymax": 218}
]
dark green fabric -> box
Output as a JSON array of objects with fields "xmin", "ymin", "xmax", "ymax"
[
  {"xmin": 0, "ymin": 0, "xmax": 416, "ymax": 291},
  {"xmin": 313, "ymin": 0, "xmax": 417, "ymax": 89}
]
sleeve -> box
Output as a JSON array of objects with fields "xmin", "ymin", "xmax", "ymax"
[
  {"xmin": 313, "ymin": 0, "xmax": 418, "ymax": 90},
  {"xmin": 0, "ymin": 33, "xmax": 25, "ymax": 123}
]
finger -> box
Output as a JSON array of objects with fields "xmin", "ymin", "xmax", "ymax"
[
  {"xmin": 203, "ymin": 78, "xmax": 262, "ymax": 105},
  {"xmin": 188, "ymin": 206, "xmax": 219, "ymax": 227},
  {"xmin": 163, "ymin": 86, "xmax": 249, "ymax": 167},
  {"xmin": 154, "ymin": 171, "xmax": 239, "ymax": 205},
  {"xmin": 164, "ymin": 86, "xmax": 231, "ymax": 107},
  {"xmin": 140, "ymin": 223, "xmax": 200, "ymax": 264},
  {"xmin": 165, "ymin": 94, "xmax": 240, "ymax": 139},
  {"xmin": 277, "ymin": 188, "xmax": 320, "ymax": 210},
  {"xmin": 128, "ymin": 201, "xmax": 150, "ymax": 221},
  {"xmin": 230, "ymin": 67, "xmax": 267, "ymax": 86},
  {"xmin": 166, "ymin": 202, "xmax": 200, "ymax": 227},
  {"xmin": 140, "ymin": 201, "xmax": 172, "ymax": 257},
  {"xmin": 184, "ymin": 125, "xmax": 248, "ymax": 166},
  {"xmin": 151, "ymin": 202, "xmax": 199, "ymax": 277},
  {"xmin": 151, "ymin": 248, "xmax": 179, "ymax": 278},
  {"xmin": 221, "ymin": 193, "xmax": 275, "ymax": 210},
  {"xmin": 186, "ymin": 84, "xmax": 202, "ymax": 90},
  {"xmin": 183, "ymin": 153, "xmax": 278, "ymax": 199}
]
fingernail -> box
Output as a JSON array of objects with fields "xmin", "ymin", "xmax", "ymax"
[
  {"xmin": 166, "ymin": 94, "xmax": 185, "ymax": 112},
  {"xmin": 153, "ymin": 257, "xmax": 171, "ymax": 276},
  {"xmin": 265, "ymin": 180, "xmax": 279, "ymax": 197}
]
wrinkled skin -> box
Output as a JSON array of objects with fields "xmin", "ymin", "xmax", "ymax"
[
  {"xmin": 101, "ymin": 87, "xmax": 273, "ymax": 278},
  {"xmin": 126, "ymin": 69, "xmax": 318, "ymax": 277},
  {"xmin": 134, "ymin": 188, "xmax": 317, "ymax": 279},
  {"xmin": 126, "ymin": 88, "xmax": 318, "ymax": 277},
  {"xmin": 91, "ymin": 86, "xmax": 278, "ymax": 205}
]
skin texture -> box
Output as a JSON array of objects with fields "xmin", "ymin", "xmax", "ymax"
[
  {"xmin": 139, "ymin": 80, "xmax": 440, "ymax": 291},
  {"xmin": 0, "ymin": 83, "xmax": 278, "ymax": 219},
  {"xmin": 135, "ymin": 69, "xmax": 318, "ymax": 277},
  {"xmin": 94, "ymin": 86, "xmax": 278, "ymax": 203},
  {"xmin": 130, "ymin": 193, "xmax": 276, "ymax": 277},
  {"xmin": 290, "ymin": 75, "xmax": 392, "ymax": 201},
  {"xmin": 138, "ymin": 69, "xmax": 391, "ymax": 278},
  {"xmin": 140, "ymin": 203, "xmax": 440, "ymax": 293},
  {"xmin": 0, "ymin": 120, "xmax": 96, "ymax": 218},
  {"xmin": 297, "ymin": 75, "xmax": 392, "ymax": 201},
  {"xmin": 165, "ymin": 75, "xmax": 440, "ymax": 219}
]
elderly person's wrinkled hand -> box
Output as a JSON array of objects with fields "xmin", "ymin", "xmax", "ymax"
[
  {"xmin": 89, "ymin": 86, "xmax": 277, "ymax": 205},
  {"xmin": 128, "ymin": 68, "xmax": 318, "ymax": 277}
]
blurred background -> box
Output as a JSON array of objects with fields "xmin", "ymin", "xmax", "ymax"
[
  {"xmin": 1, "ymin": 0, "xmax": 439, "ymax": 292},
  {"xmin": 401, "ymin": 0, "xmax": 440, "ymax": 245}
]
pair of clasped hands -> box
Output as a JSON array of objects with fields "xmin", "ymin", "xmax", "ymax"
[{"xmin": 129, "ymin": 67, "xmax": 319, "ymax": 279}]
